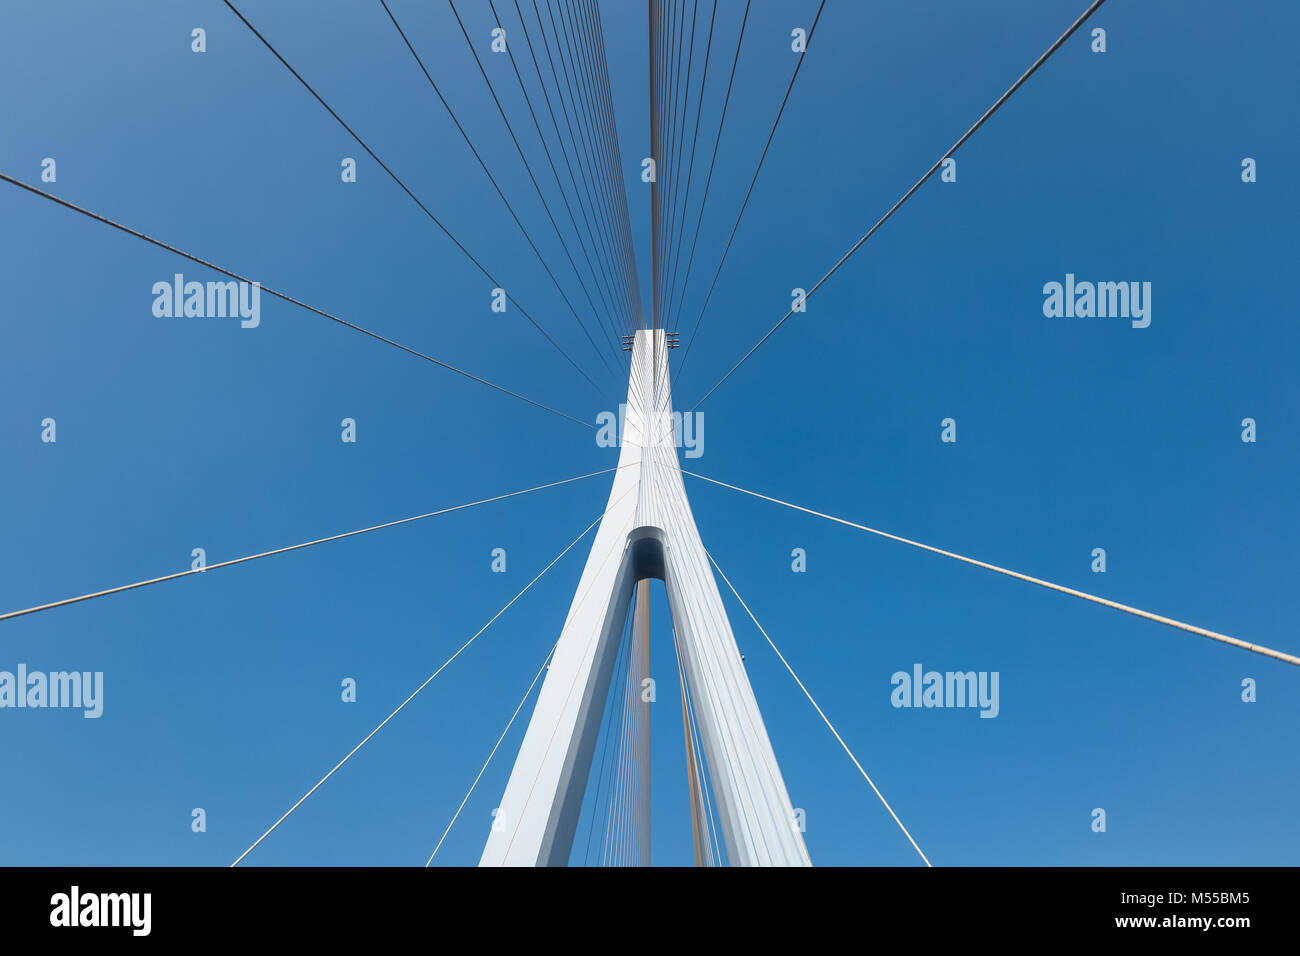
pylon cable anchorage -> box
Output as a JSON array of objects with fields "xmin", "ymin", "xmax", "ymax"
[
  {"xmin": 484, "ymin": 330, "xmax": 804, "ymax": 866},
  {"xmin": 690, "ymin": 0, "xmax": 1110, "ymax": 410},
  {"xmin": 0, "ymin": 468, "xmax": 629, "ymax": 624},
  {"xmin": 0, "ymin": 173, "xmax": 592, "ymax": 430},
  {"xmin": 230, "ymin": 503, "xmax": 614, "ymax": 866},
  {"xmin": 677, "ymin": 466, "xmax": 1300, "ymax": 668},
  {"xmin": 704, "ymin": 544, "xmax": 933, "ymax": 866}
]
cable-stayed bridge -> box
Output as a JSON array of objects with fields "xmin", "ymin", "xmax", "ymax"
[{"xmin": 2, "ymin": 0, "xmax": 1295, "ymax": 868}]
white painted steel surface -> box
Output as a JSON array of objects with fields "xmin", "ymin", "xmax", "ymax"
[{"xmin": 480, "ymin": 329, "xmax": 809, "ymax": 866}]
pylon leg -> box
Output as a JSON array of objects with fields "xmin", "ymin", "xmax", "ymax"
[{"xmin": 480, "ymin": 329, "xmax": 809, "ymax": 867}]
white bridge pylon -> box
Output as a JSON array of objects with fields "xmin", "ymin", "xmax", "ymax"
[{"xmin": 481, "ymin": 328, "xmax": 810, "ymax": 866}]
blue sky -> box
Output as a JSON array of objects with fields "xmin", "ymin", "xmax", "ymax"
[{"xmin": 1, "ymin": 0, "xmax": 1297, "ymax": 867}]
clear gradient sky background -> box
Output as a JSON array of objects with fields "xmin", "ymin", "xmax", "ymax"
[{"xmin": 1, "ymin": 0, "xmax": 1297, "ymax": 867}]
